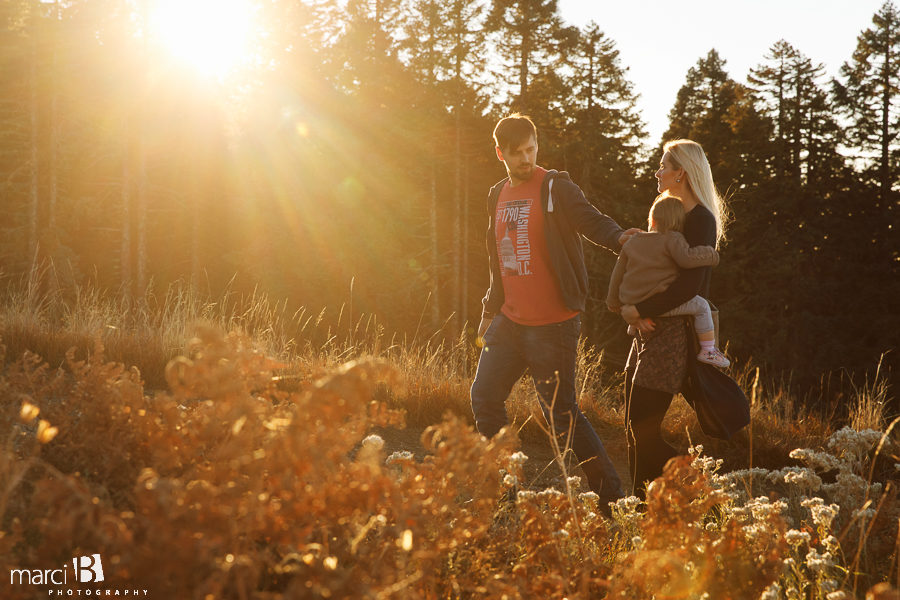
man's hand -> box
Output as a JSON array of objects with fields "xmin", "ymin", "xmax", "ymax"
[
  {"xmin": 476, "ymin": 317, "xmax": 494, "ymax": 346},
  {"xmin": 620, "ymin": 304, "xmax": 655, "ymax": 333},
  {"xmin": 618, "ymin": 228, "xmax": 643, "ymax": 246}
]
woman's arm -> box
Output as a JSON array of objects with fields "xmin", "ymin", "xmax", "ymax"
[{"xmin": 633, "ymin": 208, "xmax": 717, "ymax": 317}]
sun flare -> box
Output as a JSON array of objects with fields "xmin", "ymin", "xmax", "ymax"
[{"xmin": 149, "ymin": 0, "xmax": 257, "ymax": 78}]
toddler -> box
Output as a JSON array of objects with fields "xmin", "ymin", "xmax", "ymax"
[{"xmin": 607, "ymin": 194, "xmax": 730, "ymax": 368}]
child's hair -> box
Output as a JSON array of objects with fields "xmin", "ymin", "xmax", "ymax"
[{"xmin": 648, "ymin": 193, "xmax": 686, "ymax": 233}]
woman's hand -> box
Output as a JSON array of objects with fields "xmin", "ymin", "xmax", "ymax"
[{"xmin": 620, "ymin": 304, "xmax": 656, "ymax": 333}]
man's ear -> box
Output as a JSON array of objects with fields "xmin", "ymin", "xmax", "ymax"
[{"xmin": 495, "ymin": 146, "xmax": 504, "ymax": 163}]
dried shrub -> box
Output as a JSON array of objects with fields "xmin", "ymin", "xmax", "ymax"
[
  {"xmin": 1, "ymin": 327, "xmax": 898, "ymax": 600},
  {"xmin": 608, "ymin": 455, "xmax": 787, "ymax": 599}
]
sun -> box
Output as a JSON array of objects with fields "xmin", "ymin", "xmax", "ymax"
[{"xmin": 149, "ymin": 0, "xmax": 257, "ymax": 78}]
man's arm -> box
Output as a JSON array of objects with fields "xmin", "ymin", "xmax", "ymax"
[
  {"xmin": 480, "ymin": 207, "xmax": 503, "ymax": 320},
  {"xmin": 554, "ymin": 178, "xmax": 625, "ymax": 252},
  {"xmin": 606, "ymin": 251, "xmax": 628, "ymax": 311}
]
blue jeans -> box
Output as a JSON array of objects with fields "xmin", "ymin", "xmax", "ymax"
[{"xmin": 470, "ymin": 314, "xmax": 624, "ymax": 501}]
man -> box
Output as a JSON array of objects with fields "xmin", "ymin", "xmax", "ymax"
[{"xmin": 471, "ymin": 114, "xmax": 637, "ymax": 511}]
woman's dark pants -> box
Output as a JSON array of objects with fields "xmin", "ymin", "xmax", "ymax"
[{"xmin": 624, "ymin": 368, "xmax": 679, "ymax": 497}]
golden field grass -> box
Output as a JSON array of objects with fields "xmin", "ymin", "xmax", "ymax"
[{"xmin": 0, "ymin": 278, "xmax": 898, "ymax": 599}]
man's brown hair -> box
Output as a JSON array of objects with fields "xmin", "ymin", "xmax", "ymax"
[{"xmin": 493, "ymin": 113, "xmax": 537, "ymax": 152}]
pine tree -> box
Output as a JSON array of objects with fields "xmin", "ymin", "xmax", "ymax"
[
  {"xmin": 486, "ymin": 0, "xmax": 572, "ymax": 153},
  {"xmin": 749, "ymin": 40, "xmax": 842, "ymax": 186},
  {"xmin": 663, "ymin": 50, "xmax": 734, "ymax": 179},
  {"xmin": 333, "ymin": 0, "xmax": 407, "ymax": 97},
  {"xmin": 400, "ymin": 0, "xmax": 489, "ymax": 330},
  {"xmin": 834, "ymin": 0, "xmax": 900, "ymax": 205},
  {"xmin": 747, "ymin": 40, "xmax": 796, "ymax": 180},
  {"xmin": 561, "ymin": 22, "xmax": 647, "ymax": 346},
  {"xmin": 563, "ymin": 22, "xmax": 645, "ymax": 205},
  {"xmin": 663, "ymin": 49, "xmax": 770, "ymax": 190}
]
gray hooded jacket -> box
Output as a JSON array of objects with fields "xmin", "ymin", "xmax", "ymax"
[{"xmin": 482, "ymin": 169, "xmax": 625, "ymax": 320}]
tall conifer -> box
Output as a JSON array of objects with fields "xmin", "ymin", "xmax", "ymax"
[{"xmin": 834, "ymin": 0, "xmax": 900, "ymax": 204}]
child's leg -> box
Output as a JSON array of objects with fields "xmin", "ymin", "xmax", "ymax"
[
  {"xmin": 660, "ymin": 296, "xmax": 714, "ymax": 338},
  {"xmin": 662, "ymin": 297, "xmax": 729, "ymax": 367}
]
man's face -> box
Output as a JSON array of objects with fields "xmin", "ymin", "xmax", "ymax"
[{"xmin": 497, "ymin": 136, "xmax": 538, "ymax": 184}]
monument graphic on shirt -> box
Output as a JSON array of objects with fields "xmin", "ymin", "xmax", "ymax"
[
  {"xmin": 496, "ymin": 198, "xmax": 533, "ymax": 277},
  {"xmin": 500, "ymin": 230, "xmax": 518, "ymax": 274}
]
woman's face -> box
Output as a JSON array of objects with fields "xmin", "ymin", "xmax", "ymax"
[{"xmin": 655, "ymin": 152, "xmax": 681, "ymax": 194}]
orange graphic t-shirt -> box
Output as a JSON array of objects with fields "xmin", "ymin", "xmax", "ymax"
[{"xmin": 495, "ymin": 167, "xmax": 579, "ymax": 326}]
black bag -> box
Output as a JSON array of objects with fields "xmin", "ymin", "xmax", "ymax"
[{"xmin": 680, "ymin": 319, "xmax": 750, "ymax": 440}]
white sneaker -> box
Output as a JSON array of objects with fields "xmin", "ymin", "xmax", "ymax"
[{"xmin": 697, "ymin": 348, "xmax": 730, "ymax": 368}]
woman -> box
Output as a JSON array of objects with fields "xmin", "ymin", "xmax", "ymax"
[{"xmin": 619, "ymin": 139, "xmax": 731, "ymax": 496}]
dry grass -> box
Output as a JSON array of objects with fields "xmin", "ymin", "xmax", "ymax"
[{"xmin": 0, "ymin": 277, "xmax": 898, "ymax": 598}]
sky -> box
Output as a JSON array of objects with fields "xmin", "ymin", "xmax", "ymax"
[{"xmin": 557, "ymin": 0, "xmax": 889, "ymax": 144}]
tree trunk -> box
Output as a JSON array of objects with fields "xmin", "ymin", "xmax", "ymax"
[
  {"xmin": 518, "ymin": 31, "xmax": 529, "ymax": 108},
  {"xmin": 804, "ymin": 104, "xmax": 815, "ymax": 184},
  {"xmin": 430, "ymin": 164, "xmax": 440, "ymax": 329},
  {"xmin": 791, "ymin": 75, "xmax": 802, "ymax": 185},
  {"xmin": 47, "ymin": 1, "xmax": 59, "ymax": 233},
  {"xmin": 580, "ymin": 48, "xmax": 595, "ymax": 195},
  {"xmin": 121, "ymin": 132, "xmax": 132, "ymax": 297},
  {"xmin": 452, "ymin": 108, "xmax": 462, "ymax": 333},
  {"xmin": 462, "ymin": 154, "xmax": 470, "ymax": 340},
  {"xmin": 136, "ymin": 133, "xmax": 147, "ymax": 296},
  {"xmin": 135, "ymin": 0, "xmax": 149, "ymax": 298},
  {"xmin": 47, "ymin": 7, "xmax": 59, "ymax": 295},
  {"xmin": 776, "ymin": 62, "xmax": 785, "ymax": 179},
  {"xmin": 47, "ymin": 64, "xmax": 59, "ymax": 293},
  {"xmin": 881, "ymin": 40, "xmax": 891, "ymax": 206},
  {"xmin": 191, "ymin": 193, "xmax": 200, "ymax": 291},
  {"xmin": 28, "ymin": 6, "xmax": 39, "ymax": 264}
]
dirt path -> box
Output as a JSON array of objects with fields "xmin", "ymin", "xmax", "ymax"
[{"xmin": 374, "ymin": 419, "xmax": 633, "ymax": 495}]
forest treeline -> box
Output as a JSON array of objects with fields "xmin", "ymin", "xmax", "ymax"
[{"xmin": 0, "ymin": 0, "xmax": 897, "ymax": 399}]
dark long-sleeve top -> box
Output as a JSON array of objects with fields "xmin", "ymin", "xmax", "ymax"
[{"xmin": 634, "ymin": 203, "xmax": 717, "ymax": 317}]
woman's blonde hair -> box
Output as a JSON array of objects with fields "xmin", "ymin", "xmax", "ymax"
[
  {"xmin": 663, "ymin": 139, "xmax": 731, "ymax": 248},
  {"xmin": 648, "ymin": 193, "xmax": 686, "ymax": 233}
]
